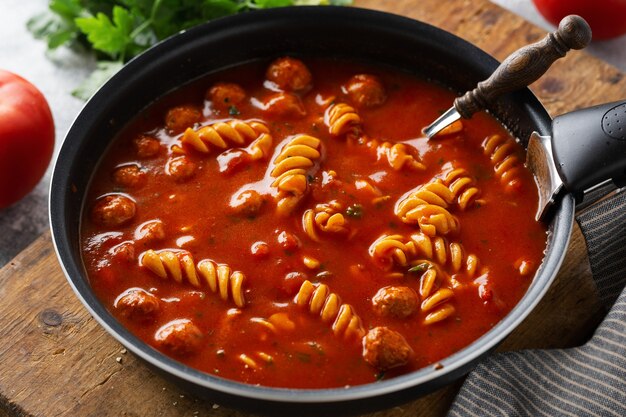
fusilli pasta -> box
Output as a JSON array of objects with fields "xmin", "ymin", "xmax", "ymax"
[
  {"xmin": 482, "ymin": 134, "xmax": 524, "ymax": 191},
  {"xmin": 406, "ymin": 232, "xmax": 481, "ymax": 278},
  {"xmin": 368, "ymin": 138, "xmax": 426, "ymax": 171},
  {"xmin": 369, "ymin": 232, "xmax": 481, "ymax": 278},
  {"xmin": 294, "ymin": 280, "xmax": 365, "ymax": 339},
  {"xmin": 181, "ymin": 120, "xmax": 271, "ymax": 155},
  {"xmin": 302, "ymin": 200, "xmax": 349, "ymax": 242},
  {"xmin": 270, "ymin": 135, "xmax": 322, "ymax": 215},
  {"xmin": 413, "ymin": 261, "xmax": 456, "ymax": 325},
  {"xmin": 325, "ymin": 103, "xmax": 361, "ymax": 136},
  {"xmin": 394, "ymin": 181, "xmax": 459, "ymax": 236},
  {"xmin": 442, "ymin": 168, "xmax": 481, "ymax": 210},
  {"xmin": 140, "ymin": 250, "xmax": 246, "ymax": 307}
]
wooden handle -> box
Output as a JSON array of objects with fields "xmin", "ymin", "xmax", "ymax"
[{"xmin": 454, "ymin": 15, "xmax": 592, "ymax": 119}]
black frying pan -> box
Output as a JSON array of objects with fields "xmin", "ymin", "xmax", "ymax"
[{"xmin": 50, "ymin": 6, "xmax": 592, "ymax": 415}]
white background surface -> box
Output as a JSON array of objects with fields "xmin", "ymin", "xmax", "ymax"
[{"xmin": 0, "ymin": 0, "xmax": 624, "ymax": 265}]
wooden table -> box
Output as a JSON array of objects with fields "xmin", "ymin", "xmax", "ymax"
[{"xmin": 2, "ymin": 0, "xmax": 624, "ymax": 415}]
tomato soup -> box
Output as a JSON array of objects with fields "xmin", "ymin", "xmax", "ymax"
[{"xmin": 81, "ymin": 58, "xmax": 547, "ymax": 388}]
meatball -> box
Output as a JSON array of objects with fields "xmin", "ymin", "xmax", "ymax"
[
  {"xmin": 109, "ymin": 241, "xmax": 135, "ymax": 263},
  {"xmin": 91, "ymin": 194, "xmax": 136, "ymax": 227},
  {"xmin": 165, "ymin": 105, "xmax": 202, "ymax": 134},
  {"xmin": 135, "ymin": 220, "xmax": 165, "ymax": 243},
  {"xmin": 155, "ymin": 319, "xmax": 203, "ymax": 355},
  {"xmin": 362, "ymin": 327, "xmax": 413, "ymax": 371},
  {"xmin": 230, "ymin": 189, "xmax": 265, "ymax": 217},
  {"xmin": 166, "ymin": 156, "xmax": 196, "ymax": 182},
  {"xmin": 344, "ymin": 74, "xmax": 386, "ymax": 108},
  {"xmin": 266, "ymin": 57, "xmax": 312, "ymax": 92},
  {"xmin": 207, "ymin": 82, "xmax": 246, "ymax": 108},
  {"xmin": 115, "ymin": 288, "xmax": 160, "ymax": 317},
  {"xmin": 264, "ymin": 92, "xmax": 306, "ymax": 119},
  {"xmin": 372, "ymin": 286, "xmax": 419, "ymax": 318},
  {"xmin": 134, "ymin": 135, "xmax": 161, "ymax": 158},
  {"xmin": 112, "ymin": 164, "xmax": 146, "ymax": 188}
]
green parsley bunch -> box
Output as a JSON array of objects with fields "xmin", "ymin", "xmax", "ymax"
[{"xmin": 28, "ymin": 0, "xmax": 351, "ymax": 98}]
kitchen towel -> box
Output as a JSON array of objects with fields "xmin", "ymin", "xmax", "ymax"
[{"xmin": 448, "ymin": 190, "xmax": 626, "ymax": 417}]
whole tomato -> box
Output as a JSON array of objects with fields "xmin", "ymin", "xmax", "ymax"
[
  {"xmin": 0, "ymin": 70, "xmax": 54, "ymax": 208},
  {"xmin": 532, "ymin": 0, "xmax": 626, "ymax": 40}
]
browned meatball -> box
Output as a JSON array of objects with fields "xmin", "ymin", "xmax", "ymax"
[
  {"xmin": 134, "ymin": 135, "xmax": 161, "ymax": 158},
  {"xmin": 115, "ymin": 288, "xmax": 160, "ymax": 317},
  {"xmin": 230, "ymin": 189, "xmax": 265, "ymax": 217},
  {"xmin": 266, "ymin": 57, "xmax": 312, "ymax": 92},
  {"xmin": 372, "ymin": 286, "xmax": 419, "ymax": 318},
  {"xmin": 135, "ymin": 220, "xmax": 165, "ymax": 243},
  {"xmin": 112, "ymin": 164, "xmax": 146, "ymax": 188},
  {"xmin": 207, "ymin": 82, "xmax": 246, "ymax": 108},
  {"xmin": 109, "ymin": 241, "xmax": 135, "ymax": 263},
  {"xmin": 362, "ymin": 327, "xmax": 413, "ymax": 371},
  {"xmin": 166, "ymin": 156, "xmax": 196, "ymax": 182},
  {"xmin": 165, "ymin": 105, "xmax": 202, "ymax": 134},
  {"xmin": 264, "ymin": 92, "xmax": 306, "ymax": 119},
  {"xmin": 344, "ymin": 74, "xmax": 387, "ymax": 108},
  {"xmin": 155, "ymin": 319, "xmax": 203, "ymax": 355},
  {"xmin": 91, "ymin": 194, "xmax": 136, "ymax": 227}
]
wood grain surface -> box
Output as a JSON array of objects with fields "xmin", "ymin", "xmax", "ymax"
[{"xmin": 2, "ymin": 0, "xmax": 625, "ymax": 416}]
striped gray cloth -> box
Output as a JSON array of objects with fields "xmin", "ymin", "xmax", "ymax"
[{"xmin": 449, "ymin": 190, "xmax": 626, "ymax": 417}]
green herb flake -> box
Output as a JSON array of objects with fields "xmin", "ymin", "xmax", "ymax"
[
  {"xmin": 408, "ymin": 263, "xmax": 430, "ymax": 274},
  {"xmin": 375, "ymin": 372, "xmax": 386, "ymax": 381},
  {"xmin": 228, "ymin": 105, "xmax": 240, "ymax": 116},
  {"xmin": 345, "ymin": 204, "xmax": 363, "ymax": 218}
]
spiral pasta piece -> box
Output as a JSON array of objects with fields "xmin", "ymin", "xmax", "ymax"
[
  {"xmin": 181, "ymin": 120, "xmax": 271, "ymax": 155},
  {"xmin": 197, "ymin": 259, "xmax": 246, "ymax": 308},
  {"xmin": 270, "ymin": 135, "xmax": 322, "ymax": 215},
  {"xmin": 140, "ymin": 250, "xmax": 246, "ymax": 307},
  {"xmin": 406, "ymin": 232, "xmax": 481, "ymax": 278},
  {"xmin": 325, "ymin": 103, "xmax": 361, "ymax": 136},
  {"xmin": 442, "ymin": 168, "xmax": 481, "ymax": 210},
  {"xmin": 413, "ymin": 262, "xmax": 456, "ymax": 325},
  {"xmin": 369, "ymin": 139, "xmax": 426, "ymax": 171},
  {"xmin": 369, "ymin": 232, "xmax": 481, "ymax": 280},
  {"xmin": 294, "ymin": 280, "xmax": 365, "ymax": 339},
  {"xmin": 369, "ymin": 234, "xmax": 414, "ymax": 271},
  {"xmin": 394, "ymin": 181, "xmax": 459, "ymax": 236},
  {"xmin": 482, "ymin": 134, "xmax": 525, "ymax": 191},
  {"xmin": 302, "ymin": 201, "xmax": 349, "ymax": 242}
]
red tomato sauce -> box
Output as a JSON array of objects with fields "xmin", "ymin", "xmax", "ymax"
[{"xmin": 81, "ymin": 58, "xmax": 547, "ymax": 388}]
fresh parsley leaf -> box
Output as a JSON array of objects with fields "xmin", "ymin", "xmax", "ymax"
[
  {"xmin": 72, "ymin": 60, "xmax": 124, "ymax": 100},
  {"xmin": 256, "ymin": 0, "xmax": 293, "ymax": 7},
  {"xmin": 75, "ymin": 6, "xmax": 134, "ymax": 58}
]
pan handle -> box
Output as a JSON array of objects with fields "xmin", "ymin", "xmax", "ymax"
[
  {"xmin": 552, "ymin": 100, "xmax": 626, "ymax": 201},
  {"xmin": 454, "ymin": 15, "xmax": 592, "ymax": 119}
]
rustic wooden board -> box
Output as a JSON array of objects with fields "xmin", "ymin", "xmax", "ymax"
[{"xmin": 2, "ymin": 0, "xmax": 624, "ymax": 416}]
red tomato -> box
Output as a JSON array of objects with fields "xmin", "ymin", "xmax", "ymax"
[
  {"xmin": 532, "ymin": 0, "xmax": 626, "ymax": 40},
  {"xmin": 0, "ymin": 70, "xmax": 54, "ymax": 208}
]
